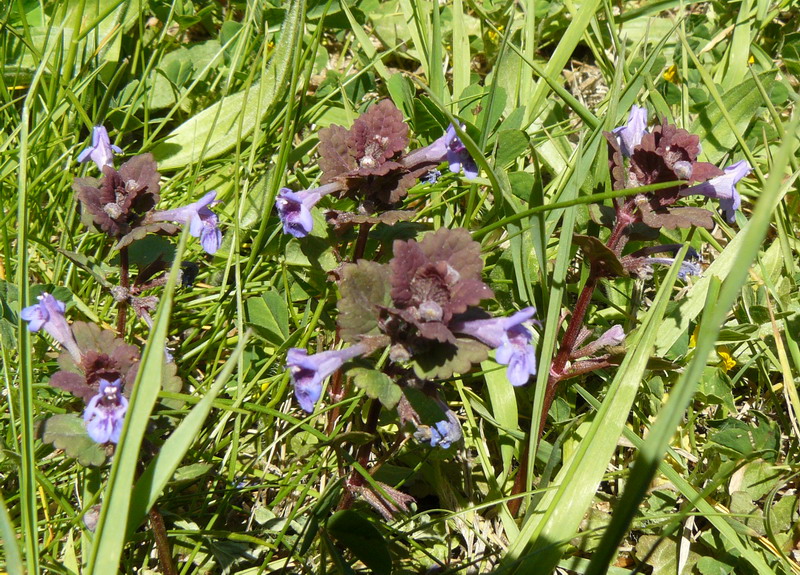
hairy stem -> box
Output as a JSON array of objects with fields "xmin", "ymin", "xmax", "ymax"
[{"xmin": 149, "ymin": 506, "xmax": 177, "ymax": 575}]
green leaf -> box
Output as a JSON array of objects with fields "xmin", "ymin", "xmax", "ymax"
[
  {"xmin": 350, "ymin": 367, "xmax": 402, "ymax": 409},
  {"xmin": 87, "ymin": 227, "xmax": 190, "ymax": 574},
  {"xmin": 337, "ymin": 260, "xmax": 392, "ymax": 343},
  {"xmin": 246, "ymin": 291, "xmax": 289, "ymax": 345},
  {"xmin": 171, "ymin": 463, "xmax": 214, "ymax": 484},
  {"xmin": 481, "ymin": 360, "xmax": 518, "ymax": 480},
  {"xmin": 327, "ymin": 510, "xmax": 392, "ymax": 575},
  {"xmin": 708, "ymin": 415, "xmax": 780, "ymax": 461},
  {"xmin": 695, "ymin": 556, "xmax": 735, "ymax": 575},
  {"xmin": 0, "ymin": 492, "xmax": 22, "ymax": 575},
  {"xmin": 412, "ymin": 337, "xmax": 489, "ymax": 381},
  {"xmin": 494, "ymin": 129, "xmax": 530, "ymax": 169},
  {"xmin": 152, "ymin": 0, "xmax": 303, "ymax": 169},
  {"xmin": 689, "ymin": 72, "xmax": 776, "ymax": 163},
  {"xmin": 41, "ymin": 414, "xmax": 107, "ymax": 467},
  {"xmin": 126, "ymin": 334, "xmax": 247, "ymax": 537}
]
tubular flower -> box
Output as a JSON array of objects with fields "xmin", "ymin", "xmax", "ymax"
[
  {"xmin": 414, "ymin": 407, "xmax": 462, "ymax": 449},
  {"xmin": 612, "ymin": 105, "xmax": 648, "ymax": 157},
  {"xmin": 275, "ymin": 183, "xmax": 342, "ymax": 237},
  {"xmin": 150, "ymin": 190, "xmax": 222, "ymax": 254},
  {"xmin": 20, "ymin": 293, "xmax": 82, "ymax": 362},
  {"xmin": 679, "ymin": 160, "xmax": 751, "ymax": 224},
  {"xmin": 444, "ymin": 125, "xmax": 479, "ymax": 179},
  {"xmin": 644, "ymin": 257, "xmax": 702, "ymax": 280},
  {"xmin": 83, "ymin": 378, "xmax": 128, "ymax": 444},
  {"xmin": 286, "ymin": 344, "xmax": 367, "ymax": 412},
  {"xmin": 77, "ymin": 126, "xmax": 122, "ymax": 171},
  {"xmin": 452, "ymin": 307, "xmax": 538, "ymax": 386}
]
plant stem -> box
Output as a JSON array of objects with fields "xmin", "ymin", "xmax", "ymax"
[
  {"xmin": 116, "ymin": 246, "xmax": 129, "ymax": 337},
  {"xmin": 149, "ymin": 506, "xmax": 177, "ymax": 575},
  {"xmin": 338, "ymin": 399, "xmax": 382, "ymax": 510}
]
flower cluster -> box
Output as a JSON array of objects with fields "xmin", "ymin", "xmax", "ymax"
[
  {"xmin": 74, "ymin": 126, "xmax": 223, "ymax": 254},
  {"xmin": 285, "ymin": 228, "xmax": 538, "ymax": 419},
  {"xmin": 276, "ymin": 100, "xmax": 478, "ymax": 238},
  {"xmin": 21, "ymin": 294, "xmax": 135, "ymax": 445},
  {"xmin": 22, "ymin": 292, "xmax": 182, "ymax": 452},
  {"xmin": 606, "ymin": 106, "xmax": 751, "ymax": 228}
]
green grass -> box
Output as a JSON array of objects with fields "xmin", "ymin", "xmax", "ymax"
[{"xmin": 2, "ymin": 0, "xmax": 799, "ymax": 574}]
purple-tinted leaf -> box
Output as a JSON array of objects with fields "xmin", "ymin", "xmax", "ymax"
[
  {"xmin": 325, "ymin": 209, "xmax": 415, "ymax": 232},
  {"xmin": 572, "ymin": 234, "xmax": 628, "ymax": 277},
  {"xmin": 41, "ymin": 414, "xmax": 108, "ymax": 466},
  {"xmin": 115, "ymin": 222, "xmax": 180, "ymax": 250},
  {"xmin": 412, "ymin": 337, "xmax": 489, "ymax": 381},
  {"xmin": 318, "ymin": 124, "xmax": 355, "ymax": 181},
  {"xmin": 350, "ymin": 99, "xmax": 409, "ymax": 167},
  {"xmin": 51, "ymin": 371, "xmax": 95, "ymax": 402},
  {"xmin": 337, "ymin": 260, "xmax": 393, "ymax": 343},
  {"xmin": 419, "ymin": 227, "xmax": 485, "ymax": 282},
  {"xmin": 637, "ymin": 201, "xmax": 715, "ymax": 230}
]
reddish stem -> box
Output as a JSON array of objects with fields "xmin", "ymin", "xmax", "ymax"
[
  {"xmin": 338, "ymin": 400, "xmax": 383, "ymax": 510},
  {"xmin": 116, "ymin": 246, "xmax": 129, "ymax": 336}
]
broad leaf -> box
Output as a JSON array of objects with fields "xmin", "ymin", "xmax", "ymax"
[
  {"xmin": 42, "ymin": 414, "xmax": 107, "ymax": 467},
  {"xmin": 327, "ymin": 510, "xmax": 392, "ymax": 575},
  {"xmin": 350, "ymin": 367, "xmax": 401, "ymax": 409},
  {"xmin": 151, "ymin": 0, "xmax": 303, "ymax": 169}
]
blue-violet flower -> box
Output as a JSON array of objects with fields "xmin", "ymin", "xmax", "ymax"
[
  {"xmin": 453, "ymin": 307, "xmax": 538, "ymax": 386},
  {"xmin": 286, "ymin": 343, "xmax": 367, "ymax": 412},
  {"xmin": 77, "ymin": 126, "xmax": 122, "ymax": 171},
  {"xmin": 20, "ymin": 293, "xmax": 82, "ymax": 362},
  {"xmin": 413, "ymin": 406, "xmax": 462, "ymax": 449},
  {"xmin": 83, "ymin": 378, "xmax": 128, "ymax": 444},
  {"xmin": 645, "ymin": 257, "xmax": 702, "ymax": 280},
  {"xmin": 612, "ymin": 105, "xmax": 648, "ymax": 157},
  {"xmin": 444, "ymin": 125, "xmax": 479, "ymax": 179},
  {"xmin": 275, "ymin": 182, "xmax": 341, "ymax": 237},
  {"xmin": 150, "ymin": 190, "xmax": 222, "ymax": 254},
  {"xmin": 679, "ymin": 160, "xmax": 751, "ymax": 224}
]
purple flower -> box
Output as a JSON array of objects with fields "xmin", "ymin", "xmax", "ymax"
[
  {"xmin": 594, "ymin": 325, "xmax": 626, "ymax": 348},
  {"xmin": 77, "ymin": 126, "xmax": 122, "ymax": 171},
  {"xmin": 444, "ymin": 125, "xmax": 479, "ymax": 179},
  {"xmin": 286, "ymin": 344, "xmax": 367, "ymax": 412},
  {"xmin": 679, "ymin": 160, "xmax": 751, "ymax": 224},
  {"xmin": 20, "ymin": 293, "xmax": 82, "ymax": 362},
  {"xmin": 645, "ymin": 257, "xmax": 702, "ymax": 280},
  {"xmin": 573, "ymin": 325, "xmax": 626, "ymax": 359},
  {"xmin": 422, "ymin": 169, "xmax": 441, "ymax": 184},
  {"xmin": 453, "ymin": 307, "xmax": 538, "ymax": 386},
  {"xmin": 275, "ymin": 183, "xmax": 342, "ymax": 237},
  {"xmin": 612, "ymin": 105, "xmax": 648, "ymax": 157},
  {"xmin": 150, "ymin": 191, "xmax": 222, "ymax": 254},
  {"xmin": 414, "ymin": 407, "xmax": 462, "ymax": 449},
  {"xmin": 83, "ymin": 378, "xmax": 128, "ymax": 444}
]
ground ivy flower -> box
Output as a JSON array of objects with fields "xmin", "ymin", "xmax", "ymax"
[
  {"xmin": 679, "ymin": 160, "xmax": 751, "ymax": 224},
  {"xmin": 452, "ymin": 307, "xmax": 538, "ymax": 386},
  {"xmin": 612, "ymin": 105, "xmax": 648, "ymax": 157},
  {"xmin": 83, "ymin": 378, "xmax": 128, "ymax": 444},
  {"xmin": 413, "ymin": 406, "xmax": 462, "ymax": 449},
  {"xmin": 20, "ymin": 293, "xmax": 82, "ymax": 362},
  {"xmin": 77, "ymin": 126, "xmax": 122, "ymax": 171},
  {"xmin": 276, "ymin": 183, "xmax": 341, "ymax": 237},
  {"xmin": 644, "ymin": 256, "xmax": 702, "ymax": 280},
  {"xmin": 150, "ymin": 190, "xmax": 222, "ymax": 254},
  {"xmin": 444, "ymin": 125, "xmax": 479, "ymax": 179},
  {"xmin": 286, "ymin": 344, "xmax": 367, "ymax": 412}
]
